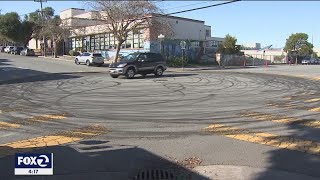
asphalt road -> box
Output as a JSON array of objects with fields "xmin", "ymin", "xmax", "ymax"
[{"xmin": 0, "ymin": 53, "xmax": 319, "ymax": 180}]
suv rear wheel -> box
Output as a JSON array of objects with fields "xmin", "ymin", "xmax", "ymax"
[
  {"xmin": 155, "ymin": 67, "xmax": 163, "ymax": 77},
  {"xmin": 125, "ymin": 68, "xmax": 135, "ymax": 79},
  {"xmin": 75, "ymin": 58, "xmax": 80, "ymax": 65}
]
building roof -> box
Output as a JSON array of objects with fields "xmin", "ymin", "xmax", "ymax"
[
  {"xmin": 152, "ymin": 14, "xmax": 205, "ymax": 23},
  {"xmin": 61, "ymin": 8, "xmax": 85, "ymax": 13}
]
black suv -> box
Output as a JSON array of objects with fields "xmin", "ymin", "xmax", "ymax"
[{"xmin": 109, "ymin": 52, "xmax": 167, "ymax": 79}]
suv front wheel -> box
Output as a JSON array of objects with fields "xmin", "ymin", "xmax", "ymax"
[
  {"xmin": 125, "ymin": 68, "xmax": 135, "ymax": 79},
  {"xmin": 154, "ymin": 67, "xmax": 163, "ymax": 77},
  {"xmin": 110, "ymin": 74, "xmax": 119, "ymax": 78},
  {"xmin": 86, "ymin": 60, "xmax": 91, "ymax": 66}
]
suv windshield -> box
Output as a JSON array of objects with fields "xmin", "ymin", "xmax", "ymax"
[{"xmin": 120, "ymin": 53, "xmax": 139, "ymax": 62}]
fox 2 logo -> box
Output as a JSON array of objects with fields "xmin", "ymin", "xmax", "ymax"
[{"xmin": 15, "ymin": 153, "xmax": 53, "ymax": 168}]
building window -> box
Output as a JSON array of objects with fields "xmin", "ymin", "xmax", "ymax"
[
  {"xmin": 67, "ymin": 38, "xmax": 71, "ymax": 50},
  {"xmin": 133, "ymin": 33, "xmax": 139, "ymax": 48},
  {"xmin": 71, "ymin": 38, "xmax": 76, "ymax": 50},
  {"xmin": 99, "ymin": 34, "xmax": 105, "ymax": 50},
  {"xmin": 90, "ymin": 36, "xmax": 95, "ymax": 51},
  {"xmin": 110, "ymin": 33, "xmax": 115, "ymax": 49},
  {"xmin": 191, "ymin": 41, "xmax": 199, "ymax": 47},
  {"xmin": 125, "ymin": 32, "xmax": 132, "ymax": 49},
  {"xmin": 139, "ymin": 30, "xmax": 144, "ymax": 48},
  {"xmin": 95, "ymin": 35, "xmax": 100, "ymax": 50},
  {"xmin": 206, "ymin": 30, "xmax": 211, "ymax": 37},
  {"xmin": 104, "ymin": 33, "xmax": 109, "ymax": 49},
  {"xmin": 76, "ymin": 37, "xmax": 82, "ymax": 49}
]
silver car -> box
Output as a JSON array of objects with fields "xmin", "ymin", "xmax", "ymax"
[
  {"xmin": 301, "ymin": 57, "xmax": 311, "ymax": 65},
  {"xmin": 74, "ymin": 52, "xmax": 104, "ymax": 66}
]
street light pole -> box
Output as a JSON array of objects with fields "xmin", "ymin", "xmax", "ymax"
[{"xmin": 34, "ymin": 0, "xmax": 47, "ymax": 56}]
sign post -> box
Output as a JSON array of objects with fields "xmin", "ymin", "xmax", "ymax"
[{"xmin": 180, "ymin": 41, "xmax": 186, "ymax": 71}]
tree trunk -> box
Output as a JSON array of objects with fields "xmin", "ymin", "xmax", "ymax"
[
  {"xmin": 114, "ymin": 41, "xmax": 124, "ymax": 63},
  {"xmin": 53, "ymin": 41, "xmax": 58, "ymax": 58}
]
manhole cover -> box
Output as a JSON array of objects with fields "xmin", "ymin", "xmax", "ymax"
[{"xmin": 131, "ymin": 169, "xmax": 191, "ymax": 180}]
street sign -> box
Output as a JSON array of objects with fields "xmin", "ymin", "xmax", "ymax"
[{"xmin": 180, "ymin": 41, "xmax": 186, "ymax": 49}]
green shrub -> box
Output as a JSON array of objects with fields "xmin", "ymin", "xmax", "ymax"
[
  {"xmin": 167, "ymin": 56, "xmax": 188, "ymax": 67},
  {"xmin": 69, "ymin": 50, "xmax": 80, "ymax": 56}
]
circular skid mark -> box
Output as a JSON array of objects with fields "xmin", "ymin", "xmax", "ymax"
[{"xmin": 1, "ymin": 72, "xmax": 319, "ymax": 138}]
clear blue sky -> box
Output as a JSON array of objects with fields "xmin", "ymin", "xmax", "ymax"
[{"xmin": 0, "ymin": 1, "xmax": 319, "ymax": 48}]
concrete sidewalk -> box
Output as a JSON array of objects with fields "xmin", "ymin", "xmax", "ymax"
[{"xmin": 193, "ymin": 165, "xmax": 319, "ymax": 180}]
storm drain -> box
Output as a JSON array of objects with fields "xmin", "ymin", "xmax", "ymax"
[{"xmin": 131, "ymin": 169, "xmax": 190, "ymax": 180}]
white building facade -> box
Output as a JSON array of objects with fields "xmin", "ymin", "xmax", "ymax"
[{"xmin": 59, "ymin": 8, "xmax": 224, "ymax": 59}]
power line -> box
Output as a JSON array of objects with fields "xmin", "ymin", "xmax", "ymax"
[
  {"xmin": 162, "ymin": 1, "xmax": 214, "ymax": 11},
  {"xmin": 166, "ymin": 0, "xmax": 241, "ymax": 15}
]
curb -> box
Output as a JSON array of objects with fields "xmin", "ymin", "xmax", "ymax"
[{"xmin": 37, "ymin": 56, "xmax": 74, "ymax": 62}]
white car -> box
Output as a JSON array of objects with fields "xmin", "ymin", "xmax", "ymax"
[
  {"xmin": 74, "ymin": 52, "xmax": 105, "ymax": 66},
  {"xmin": 4, "ymin": 46, "xmax": 14, "ymax": 53}
]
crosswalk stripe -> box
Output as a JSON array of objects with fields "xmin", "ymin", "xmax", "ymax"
[
  {"xmin": 0, "ymin": 124, "xmax": 108, "ymax": 158},
  {"xmin": 0, "ymin": 108, "xmax": 23, "ymax": 114},
  {"xmin": 204, "ymin": 124, "xmax": 320, "ymax": 155},
  {"xmin": 309, "ymin": 107, "xmax": 320, "ymax": 112},
  {"xmin": 0, "ymin": 122, "xmax": 21, "ymax": 129},
  {"xmin": 0, "ymin": 114, "xmax": 68, "ymax": 130},
  {"xmin": 26, "ymin": 114, "xmax": 67, "ymax": 122},
  {"xmin": 240, "ymin": 112, "xmax": 320, "ymax": 128},
  {"xmin": 305, "ymin": 98, "xmax": 320, "ymax": 103}
]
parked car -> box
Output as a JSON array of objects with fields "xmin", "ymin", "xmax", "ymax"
[
  {"xmin": 74, "ymin": 52, "xmax": 104, "ymax": 66},
  {"xmin": 302, "ymin": 57, "xmax": 319, "ymax": 65},
  {"xmin": 4, "ymin": 46, "xmax": 14, "ymax": 53},
  {"xmin": 0, "ymin": 46, "xmax": 5, "ymax": 52},
  {"xmin": 311, "ymin": 58, "xmax": 319, "ymax": 65},
  {"xmin": 313, "ymin": 58, "xmax": 320, "ymax": 64},
  {"xmin": 11, "ymin": 46, "xmax": 24, "ymax": 55},
  {"xmin": 20, "ymin": 48, "xmax": 35, "ymax": 56},
  {"xmin": 109, "ymin": 52, "xmax": 167, "ymax": 79},
  {"xmin": 301, "ymin": 57, "xmax": 311, "ymax": 65}
]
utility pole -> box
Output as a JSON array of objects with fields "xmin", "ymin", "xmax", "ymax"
[{"xmin": 34, "ymin": 0, "xmax": 47, "ymax": 56}]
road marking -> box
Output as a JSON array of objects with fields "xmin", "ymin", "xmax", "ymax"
[
  {"xmin": 0, "ymin": 124, "xmax": 108, "ymax": 157},
  {"xmin": 0, "ymin": 108, "xmax": 24, "ymax": 114},
  {"xmin": 240, "ymin": 112, "xmax": 320, "ymax": 129},
  {"xmin": 309, "ymin": 107, "xmax": 320, "ymax": 112},
  {"xmin": 204, "ymin": 124, "xmax": 320, "ymax": 155},
  {"xmin": 305, "ymin": 98, "xmax": 320, "ymax": 103},
  {"xmin": 10, "ymin": 113, "xmax": 68, "ymax": 126},
  {"xmin": 0, "ymin": 122, "xmax": 21, "ymax": 129},
  {"xmin": 0, "ymin": 114, "xmax": 68, "ymax": 130},
  {"xmin": 266, "ymin": 102, "xmax": 298, "ymax": 109},
  {"xmin": 26, "ymin": 114, "xmax": 67, "ymax": 122}
]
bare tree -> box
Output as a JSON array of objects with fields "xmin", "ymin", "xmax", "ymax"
[
  {"xmin": 41, "ymin": 16, "xmax": 70, "ymax": 58},
  {"xmin": 88, "ymin": 0, "xmax": 170, "ymax": 62}
]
